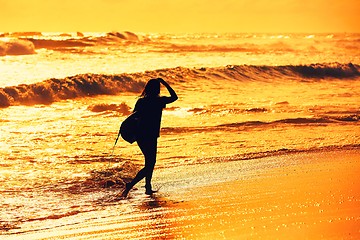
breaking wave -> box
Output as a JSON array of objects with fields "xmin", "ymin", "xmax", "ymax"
[
  {"xmin": 2, "ymin": 32, "xmax": 360, "ymax": 57},
  {"xmin": 0, "ymin": 74, "xmax": 145, "ymax": 107},
  {"xmin": 0, "ymin": 31, "xmax": 146, "ymax": 55},
  {"xmin": 0, "ymin": 32, "xmax": 43, "ymax": 37},
  {"xmin": 25, "ymin": 31, "xmax": 144, "ymax": 51},
  {"xmin": 28, "ymin": 38, "xmax": 94, "ymax": 49},
  {"xmin": 0, "ymin": 39, "xmax": 36, "ymax": 56},
  {"xmin": 0, "ymin": 63, "xmax": 359, "ymax": 108}
]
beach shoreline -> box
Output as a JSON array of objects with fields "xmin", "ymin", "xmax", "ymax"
[
  {"xmin": 3, "ymin": 148, "xmax": 359, "ymax": 239},
  {"xmin": 172, "ymin": 149, "xmax": 360, "ymax": 239}
]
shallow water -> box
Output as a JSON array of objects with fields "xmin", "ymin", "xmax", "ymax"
[{"xmin": 2, "ymin": 149, "xmax": 359, "ymax": 239}]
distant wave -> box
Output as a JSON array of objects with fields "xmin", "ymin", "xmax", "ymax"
[
  {"xmin": 2, "ymin": 32, "xmax": 360, "ymax": 58},
  {"xmin": 162, "ymin": 115, "xmax": 360, "ymax": 134},
  {"xmin": 152, "ymin": 43, "xmax": 262, "ymax": 53},
  {"xmin": 0, "ymin": 63, "xmax": 359, "ymax": 108},
  {"xmin": 28, "ymin": 38, "xmax": 94, "ymax": 49},
  {"xmin": 0, "ymin": 31, "xmax": 145, "ymax": 55},
  {"xmin": 219, "ymin": 63, "xmax": 360, "ymax": 80},
  {"xmin": 0, "ymin": 31, "xmax": 315, "ymax": 56},
  {"xmin": 0, "ymin": 39, "xmax": 36, "ymax": 56},
  {"xmin": 220, "ymin": 115, "xmax": 360, "ymax": 126},
  {"xmin": 106, "ymin": 31, "xmax": 142, "ymax": 41},
  {"xmin": 29, "ymin": 31, "xmax": 146, "ymax": 50},
  {"xmin": 279, "ymin": 63, "xmax": 360, "ymax": 79},
  {"xmin": 184, "ymin": 63, "xmax": 360, "ymax": 81},
  {"xmin": 0, "ymin": 32, "xmax": 43, "ymax": 38}
]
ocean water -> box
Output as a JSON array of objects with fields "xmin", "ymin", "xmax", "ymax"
[{"xmin": 1, "ymin": 31, "xmax": 360, "ymax": 234}]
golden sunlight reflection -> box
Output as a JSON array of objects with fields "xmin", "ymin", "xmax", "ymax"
[
  {"xmin": 1, "ymin": 7, "xmax": 359, "ymax": 237},
  {"xmin": 170, "ymin": 151, "xmax": 360, "ymax": 239}
]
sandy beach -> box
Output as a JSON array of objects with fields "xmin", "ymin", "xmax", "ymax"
[
  {"xmin": 4, "ymin": 148, "xmax": 359, "ymax": 240},
  {"xmin": 174, "ymin": 149, "xmax": 360, "ymax": 239}
]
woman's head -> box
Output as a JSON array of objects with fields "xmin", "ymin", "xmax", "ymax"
[{"xmin": 140, "ymin": 78, "xmax": 160, "ymax": 97}]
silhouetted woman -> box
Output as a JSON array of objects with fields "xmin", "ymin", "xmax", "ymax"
[{"xmin": 121, "ymin": 78, "xmax": 178, "ymax": 197}]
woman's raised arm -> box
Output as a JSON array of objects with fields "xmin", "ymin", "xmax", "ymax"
[{"xmin": 158, "ymin": 78, "xmax": 178, "ymax": 103}]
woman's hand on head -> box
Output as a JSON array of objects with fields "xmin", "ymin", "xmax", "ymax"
[{"xmin": 157, "ymin": 78, "xmax": 166, "ymax": 85}]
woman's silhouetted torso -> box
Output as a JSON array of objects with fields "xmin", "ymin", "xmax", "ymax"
[{"xmin": 134, "ymin": 96, "xmax": 168, "ymax": 140}]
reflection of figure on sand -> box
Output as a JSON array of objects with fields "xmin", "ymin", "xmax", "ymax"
[
  {"xmin": 121, "ymin": 78, "xmax": 178, "ymax": 197},
  {"xmin": 140, "ymin": 195, "xmax": 169, "ymax": 209},
  {"xmin": 133, "ymin": 195, "xmax": 181, "ymax": 239}
]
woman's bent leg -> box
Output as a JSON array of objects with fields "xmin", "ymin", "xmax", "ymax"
[
  {"xmin": 122, "ymin": 138, "xmax": 157, "ymax": 197},
  {"xmin": 138, "ymin": 138, "xmax": 157, "ymax": 193}
]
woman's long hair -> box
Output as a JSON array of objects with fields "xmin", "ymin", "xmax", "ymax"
[{"xmin": 140, "ymin": 78, "xmax": 161, "ymax": 98}]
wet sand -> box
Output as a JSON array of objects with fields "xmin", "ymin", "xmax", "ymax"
[
  {"xmin": 4, "ymin": 149, "xmax": 360, "ymax": 239},
  {"xmin": 174, "ymin": 150, "xmax": 360, "ymax": 239}
]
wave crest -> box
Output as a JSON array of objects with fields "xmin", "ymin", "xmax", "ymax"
[
  {"xmin": 0, "ymin": 63, "xmax": 359, "ymax": 108},
  {"xmin": 28, "ymin": 38, "xmax": 94, "ymax": 49},
  {"xmin": 284, "ymin": 63, "xmax": 360, "ymax": 79},
  {"xmin": 223, "ymin": 63, "xmax": 360, "ymax": 80},
  {"xmin": 25, "ymin": 31, "xmax": 143, "ymax": 51},
  {"xmin": 0, "ymin": 74, "xmax": 145, "ymax": 107},
  {"xmin": 107, "ymin": 31, "xmax": 141, "ymax": 41},
  {"xmin": 0, "ymin": 39, "xmax": 36, "ymax": 56}
]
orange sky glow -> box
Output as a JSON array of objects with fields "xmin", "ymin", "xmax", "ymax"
[{"xmin": 1, "ymin": 0, "xmax": 359, "ymax": 33}]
